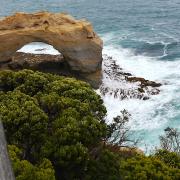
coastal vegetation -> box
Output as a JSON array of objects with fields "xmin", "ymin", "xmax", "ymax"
[{"xmin": 0, "ymin": 70, "xmax": 180, "ymax": 180}]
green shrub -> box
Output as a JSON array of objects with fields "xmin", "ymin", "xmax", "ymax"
[
  {"xmin": 8, "ymin": 145, "xmax": 55, "ymax": 180},
  {"xmin": 0, "ymin": 70, "xmax": 107, "ymax": 179},
  {"xmin": 120, "ymin": 154, "xmax": 180, "ymax": 180},
  {"xmin": 1, "ymin": 91, "xmax": 48, "ymax": 161},
  {"xmin": 85, "ymin": 149, "xmax": 122, "ymax": 180},
  {"xmin": 154, "ymin": 149, "xmax": 180, "ymax": 169}
]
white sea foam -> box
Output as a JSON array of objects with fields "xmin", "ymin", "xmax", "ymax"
[
  {"xmin": 103, "ymin": 44, "xmax": 180, "ymax": 81},
  {"xmin": 101, "ymin": 34, "xmax": 180, "ymax": 149},
  {"xmin": 18, "ymin": 42, "xmax": 61, "ymax": 55}
]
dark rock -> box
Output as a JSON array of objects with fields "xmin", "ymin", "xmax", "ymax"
[
  {"xmin": 101, "ymin": 55, "xmax": 162, "ymax": 100},
  {"xmin": 127, "ymin": 76, "xmax": 162, "ymax": 88},
  {"xmin": 138, "ymin": 88, "xmax": 145, "ymax": 93},
  {"xmin": 142, "ymin": 96, "xmax": 150, "ymax": 100}
]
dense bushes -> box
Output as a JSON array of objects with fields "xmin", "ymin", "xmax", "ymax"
[
  {"xmin": 8, "ymin": 145, "xmax": 55, "ymax": 180},
  {"xmin": 85, "ymin": 149, "xmax": 122, "ymax": 180},
  {"xmin": 0, "ymin": 70, "xmax": 180, "ymax": 180},
  {"xmin": 0, "ymin": 70, "xmax": 107, "ymax": 179},
  {"xmin": 153, "ymin": 150, "xmax": 180, "ymax": 169},
  {"xmin": 1, "ymin": 91, "xmax": 48, "ymax": 162},
  {"xmin": 120, "ymin": 152, "xmax": 180, "ymax": 180}
]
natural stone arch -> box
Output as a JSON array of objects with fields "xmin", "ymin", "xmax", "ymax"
[{"xmin": 0, "ymin": 12, "xmax": 103, "ymax": 87}]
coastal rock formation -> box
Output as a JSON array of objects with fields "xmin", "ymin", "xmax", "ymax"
[{"xmin": 0, "ymin": 12, "xmax": 103, "ymax": 87}]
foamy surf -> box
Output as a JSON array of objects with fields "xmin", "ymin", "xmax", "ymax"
[{"xmin": 101, "ymin": 36, "xmax": 180, "ymax": 150}]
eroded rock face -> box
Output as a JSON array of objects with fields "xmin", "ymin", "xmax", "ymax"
[{"xmin": 0, "ymin": 12, "xmax": 103, "ymax": 87}]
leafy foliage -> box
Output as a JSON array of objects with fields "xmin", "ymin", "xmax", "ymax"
[
  {"xmin": 1, "ymin": 91, "xmax": 48, "ymax": 161},
  {"xmin": 154, "ymin": 149, "xmax": 180, "ymax": 169},
  {"xmin": 85, "ymin": 149, "xmax": 122, "ymax": 180},
  {"xmin": 0, "ymin": 70, "xmax": 107, "ymax": 179},
  {"xmin": 120, "ymin": 154, "xmax": 180, "ymax": 180},
  {"xmin": 1, "ymin": 70, "xmax": 180, "ymax": 180},
  {"xmin": 8, "ymin": 145, "xmax": 55, "ymax": 180}
]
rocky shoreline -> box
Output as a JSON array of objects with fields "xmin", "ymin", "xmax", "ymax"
[
  {"xmin": 0, "ymin": 12, "xmax": 162, "ymax": 95},
  {"xmin": 100, "ymin": 55, "xmax": 162, "ymax": 100}
]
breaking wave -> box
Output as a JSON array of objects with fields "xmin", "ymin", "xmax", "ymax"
[{"xmin": 100, "ymin": 33, "xmax": 180, "ymax": 150}]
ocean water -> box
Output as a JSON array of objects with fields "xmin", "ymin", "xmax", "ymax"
[{"xmin": 1, "ymin": 0, "xmax": 180, "ymax": 150}]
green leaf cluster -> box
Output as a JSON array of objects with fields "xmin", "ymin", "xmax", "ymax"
[
  {"xmin": 8, "ymin": 145, "xmax": 55, "ymax": 180},
  {"xmin": 120, "ymin": 153, "xmax": 180, "ymax": 180}
]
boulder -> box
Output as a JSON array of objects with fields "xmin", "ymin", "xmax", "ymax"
[{"xmin": 0, "ymin": 12, "xmax": 103, "ymax": 88}]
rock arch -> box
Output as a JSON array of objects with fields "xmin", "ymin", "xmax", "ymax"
[{"xmin": 0, "ymin": 12, "xmax": 103, "ymax": 87}]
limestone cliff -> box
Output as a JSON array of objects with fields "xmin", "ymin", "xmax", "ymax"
[{"xmin": 0, "ymin": 12, "xmax": 103, "ymax": 87}]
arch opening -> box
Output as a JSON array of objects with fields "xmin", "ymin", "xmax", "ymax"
[
  {"xmin": 0, "ymin": 42, "xmax": 74, "ymax": 77},
  {"xmin": 17, "ymin": 42, "xmax": 61, "ymax": 55}
]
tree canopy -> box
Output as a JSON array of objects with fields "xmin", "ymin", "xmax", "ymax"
[
  {"xmin": 0, "ymin": 70, "xmax": 180, "ymax": 180},
  {"xmin": 0, "ymin": 70, "xmax": 107, "ymax": 179}
]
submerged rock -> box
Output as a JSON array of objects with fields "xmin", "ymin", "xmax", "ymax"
[{"xmin": 0, "ymin": 12, "xmax": 103, "ymax": 88}]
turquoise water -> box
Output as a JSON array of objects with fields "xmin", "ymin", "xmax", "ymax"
[{"xmin": 1, "ymin": 0, "xmax": 180, "ymax": 150}]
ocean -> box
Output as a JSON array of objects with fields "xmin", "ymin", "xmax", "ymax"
[{"xmin": 1, "ymin": 0, "xmax": 180, "ymax": 151}]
